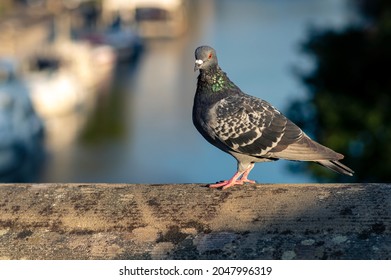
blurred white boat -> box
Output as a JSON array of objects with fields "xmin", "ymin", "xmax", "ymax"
[
  {"xmin": 22, "ymin": 40, "xmax": 116, "ymax": 119},
  {"xmin": 100, "ymin": 26, "xmax": 143, "ymax": 61},
  {"xmin": 23, "ymin": 54, "xmax": 83, "ymax": 118},
  {"xmin": 0, "ymin": 58, "xmax": 45, "ymax": 182},
  {"xmin": 78, "ymin": 22, "xmax": 143, "ymax": 62}
]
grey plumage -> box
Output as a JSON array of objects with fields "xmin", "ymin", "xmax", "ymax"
[{"xmin": 192, "ymin": 45, "xmax": 354, "ymax": 189}]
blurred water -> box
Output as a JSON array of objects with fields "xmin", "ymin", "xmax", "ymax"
[{"xmin": 39, "ymin": 0, "xmax": 352, "ymax": 184}]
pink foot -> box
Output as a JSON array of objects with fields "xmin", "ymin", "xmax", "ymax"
[
  {"xmin": 208, "ymin": 175, "xmax": 256, "ymax": 190},
  {"xmin": 209, "ymin": 180, "xmax": 229, "ymax": 188},
  {"xmin": 237, "ymin": 178, "xmax": 256, "ymax": 184},
  {"xmin": 209, "ymin": 171, "xmax": 244, "ymax": 190},
  {"xmin": 209, "ymin": 178, "xmax": 255, "ymax": 189},
  {"xmin": 208, "ymin": 164, "xmax": 256, "ymax": 190},
  {"xmin": 209, "ymin": 179, "xmax": 244, "ymax": 189}
]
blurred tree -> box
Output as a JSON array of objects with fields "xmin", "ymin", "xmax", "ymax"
[{"xmin": 288, "ymin": 0, "xmax": 391, "ymax": 182}]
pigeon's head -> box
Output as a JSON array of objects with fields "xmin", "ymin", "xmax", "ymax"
[{"xmin": 194, "ymin": 45, "xmax": 218, "ymax": 72}]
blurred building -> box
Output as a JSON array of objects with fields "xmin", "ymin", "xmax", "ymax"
[{"xmin": 102, "ymin": 0, "xmax": 188, "ymax": 38}]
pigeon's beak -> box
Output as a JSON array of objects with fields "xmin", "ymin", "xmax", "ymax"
[{"xmin": 194, "ymin": 59, "xmax": 203, "ymax": 71}]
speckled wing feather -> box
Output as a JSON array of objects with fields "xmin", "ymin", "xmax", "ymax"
[{"xmin": 207, "ymin": 94, "xmax": 342, "ymax": 161}]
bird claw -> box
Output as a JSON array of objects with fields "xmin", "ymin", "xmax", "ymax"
[
  {"xmin": 209, "ymin": 180, "xmax": 238, "ymax": 189},
  {"xmin": 237, "ymin": 178, "xmax": 256, "ymax": 184},
  {"xmin": 209, "ymin": 178, "xmax": 256, "ymax": 190},
  {"xmin": 208, "ymin": 167, "xmax": 256, "ymax": 190},
  {"xmin": 209, "ymin": 180, "xmax": 229, "ymax": 188}
]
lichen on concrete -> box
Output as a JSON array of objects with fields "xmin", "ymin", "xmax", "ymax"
[{"xmin": 0, "ymin": 183, "xmax": 390, "ymax": 259}]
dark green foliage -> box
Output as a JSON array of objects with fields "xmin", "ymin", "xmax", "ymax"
[{"xmin": 287, "ymin": 0, "xmax": 391, "ymax": 182}]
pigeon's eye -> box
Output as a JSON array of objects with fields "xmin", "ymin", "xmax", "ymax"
[{"xmin": 208, "ymin": 53, "xmax": 213, "ymax": 59}]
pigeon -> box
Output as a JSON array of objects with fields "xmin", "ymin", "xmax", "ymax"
[{"xmin": 192, "ymin": 45, "xmax": 354, "ymax": 190}]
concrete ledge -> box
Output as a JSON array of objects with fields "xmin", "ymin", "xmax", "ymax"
[{"xmin": 0, "ymin": 183, "xmax": 390, "ymax": 260}]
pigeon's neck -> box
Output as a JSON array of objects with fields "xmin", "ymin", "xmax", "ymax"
[{"xmin": 198, "ymin": 66, "xmax": 237, "ymax": 94}]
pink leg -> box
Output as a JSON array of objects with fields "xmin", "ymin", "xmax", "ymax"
[
  {"xmin": 237, "ymin": 163, "xmax": 256, "ymax": 184},
  {"xmin": 209, "ymin": 164, "xmax": 256, "ymax": 190},
  {"xmin": 209, "ymin": 171, "xmax": 244, "ymax": 189}
]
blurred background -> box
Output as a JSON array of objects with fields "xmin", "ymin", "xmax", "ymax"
[{"xmin": 0, "ymin": 0, "xmax": 389, "ymax": 184}]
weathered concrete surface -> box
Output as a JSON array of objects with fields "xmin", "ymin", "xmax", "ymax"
[{"xmin": 0, "ymin": 183, "xmax": 390, "ymax": 260}]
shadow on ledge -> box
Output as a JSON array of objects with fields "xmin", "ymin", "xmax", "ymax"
[{"xmin": 0, "ymin": 183, "xmax": 390, "ymax": 260}]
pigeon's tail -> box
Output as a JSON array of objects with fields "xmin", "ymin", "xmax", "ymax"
[{"xmin": 316, "ymin": 160, "xmax": 354, "ymax": 176}]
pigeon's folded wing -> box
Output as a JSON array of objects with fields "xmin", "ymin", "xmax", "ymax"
[{"xmin": 208, "ymin": 95, "xmax": 343, "ymax": 161}]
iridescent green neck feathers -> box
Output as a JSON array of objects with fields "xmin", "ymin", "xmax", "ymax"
[{"xmin": 199, "ymin": 68, "xmax": 236, "ymax": 93}]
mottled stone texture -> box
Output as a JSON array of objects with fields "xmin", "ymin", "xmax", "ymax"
[{"xmin": 0, "ymin": 183, "xmax": 390, "ymax": 259}]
